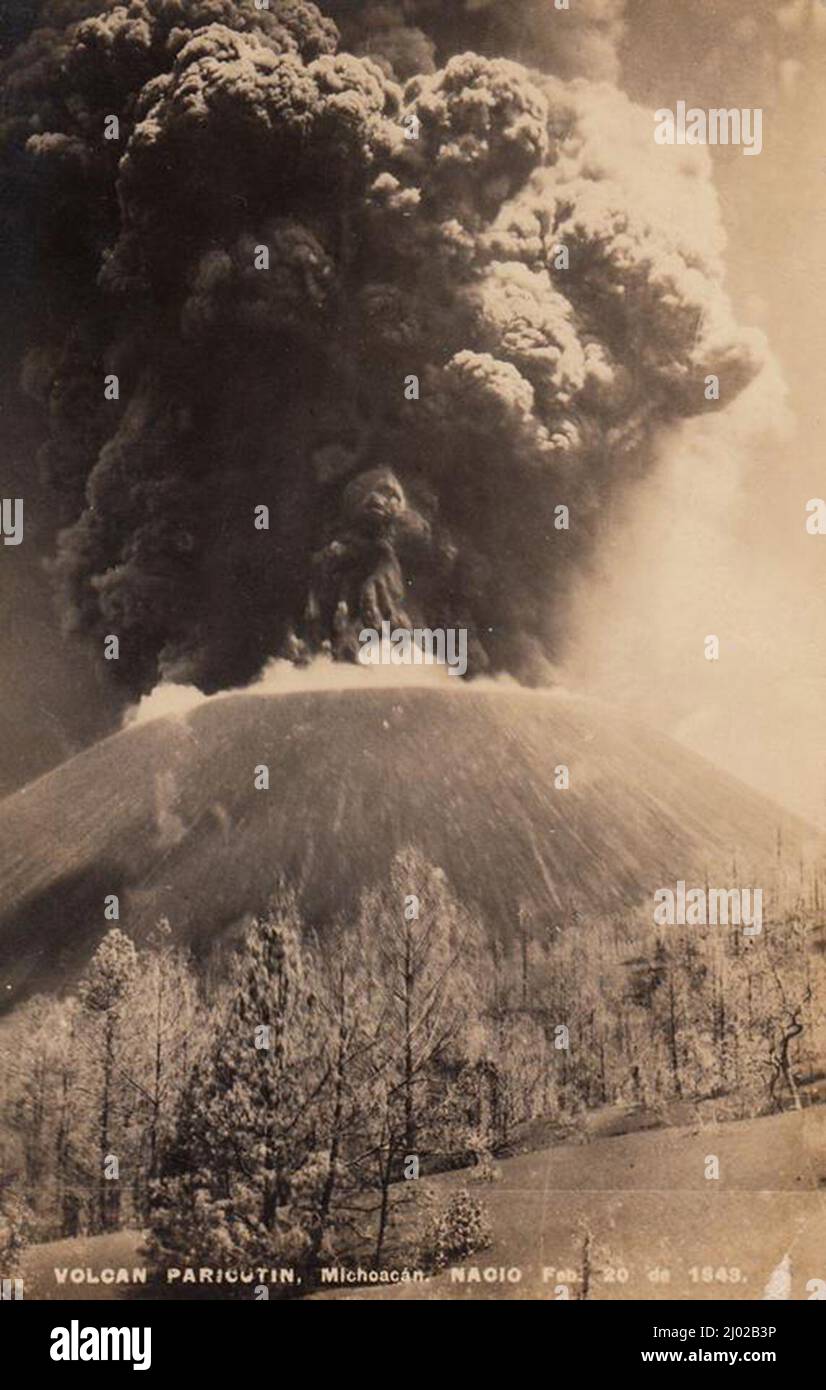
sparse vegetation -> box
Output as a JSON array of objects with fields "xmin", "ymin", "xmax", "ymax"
[{"xmin": 1, "ymin": 845, "xmax": 824, "ymax": 1285}]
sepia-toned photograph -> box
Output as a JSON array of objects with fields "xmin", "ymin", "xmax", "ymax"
[{"xmin": 0, "ymin": 0, "xmax": 824, "ymax": 1343}]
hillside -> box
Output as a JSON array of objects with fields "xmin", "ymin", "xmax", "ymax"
[
  {"xmin": 17, "ymin": 1106, "xmax": 826, "ymax": 1302},
  {"xmin": 0, "ymin": 686, "xmax": 819, "ymax": 1007},
  {"xmin": 311, "ymin": 1105, "xmax": 826, "ymax": 1302}
]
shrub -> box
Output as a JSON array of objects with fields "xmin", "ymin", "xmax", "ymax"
[
  {"xmin": 469, "ymin": 1152, "xmax": 502, "ymax": 1184},
  {"xmin": 419, "ymin": 1187, "xmax": 492, "ymax": 1270},
  {"xmin": 0, "ymin": 1188, "xmax": 34, "ymax": 1280}
]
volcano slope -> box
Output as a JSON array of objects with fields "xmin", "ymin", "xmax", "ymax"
[{"xmin": 0, "ymin": 686, "xmax": 819, "ymax": 1008}]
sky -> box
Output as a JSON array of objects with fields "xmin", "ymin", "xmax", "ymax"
[{"xmin": 0, "ymin": 0, "xmax": 824, "ymax": 823}]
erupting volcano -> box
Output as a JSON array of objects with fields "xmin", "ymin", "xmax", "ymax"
[
  {"xmin": 0, "ymin": 0, "xmax": 796, "ymax": 1004},
  {"xmin": 2, "ymin": 3, "xmax": 825, "ymax": 1314}
]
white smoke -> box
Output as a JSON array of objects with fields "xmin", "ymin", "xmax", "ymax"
[
  {"xmin": 564, "ymin": 362, "xmax": 826, "ymax": 828},
  {"xmin": 124, "ymin": 651, "xmax": 476, "ymax": 728}
]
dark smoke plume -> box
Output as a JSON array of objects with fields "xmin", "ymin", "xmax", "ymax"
[
  {"xmin": 1, "ymin": 0, "xmax": 764, "ymax": 694},
  {"xmin": 326, "ymin": 0, "xmax": 628, "ymax": 82}
]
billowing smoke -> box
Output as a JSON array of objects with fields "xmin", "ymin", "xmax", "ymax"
[
  {"xmin": 1, "ymin": 0, "xmax": 765, "ymax": 696},
  {"xmin": 326, "ymin": 0, "xmax": 628, "ymax": 82}
]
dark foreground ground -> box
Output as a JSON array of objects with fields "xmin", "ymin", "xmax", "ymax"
[{"xmin": 19, "ymin": 1106, "xmax": 826, "ymax": 1302}]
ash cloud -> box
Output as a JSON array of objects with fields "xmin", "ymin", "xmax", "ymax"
[
  {"xmin": 326, "ymin": 1, "xmax": 628, "ymax": 82},
  {"xmin": 1, "ymin": 0, "xmax": 764, "ymax": 696}
]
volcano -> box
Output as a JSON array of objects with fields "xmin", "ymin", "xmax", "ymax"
[{"xmin": 0, "ymin": 686, "xmax": 819, "ymax": 1009}]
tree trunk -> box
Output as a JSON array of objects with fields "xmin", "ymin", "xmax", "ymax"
[
  {"xmin": 779, "ymin": 1018, "xmax": 804, "ymax": 1111},
  {"xmin": 150, "ymin": 967, "xmax": 164, "ymax": 1186},
  {"xmin": 403, "ymin": 929, "xmax": 416, "ymax": 1155},
  {"xmin": 667, "ymin": 976, "xmax": 682, "ymax": 1098},
  {"xmin": 310, "ymin": 1006, "xmax": 347, "ymax": 1269},
  {"xmin": 98, "ymin": 1017, "xmax": 114, "ymax": 1231},
  {"xmin": 374, "ymin": 1119, "xmax": 395, "ymax": 1267}
]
